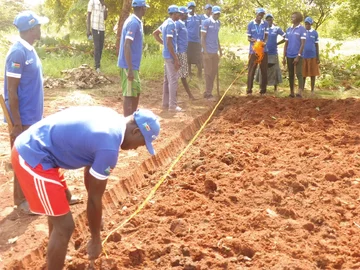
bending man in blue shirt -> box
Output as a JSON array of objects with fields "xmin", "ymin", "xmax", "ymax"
[
  {"xmin": 118, "ymin": 0, "xmax": 149, "ymax": 116},
  {"xmin": 12, "ymin": 107, "xmax": 160, "ymax": 269}
]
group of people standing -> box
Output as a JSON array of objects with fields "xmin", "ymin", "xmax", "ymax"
[
  {"xmin": 118, "ymin": 1, "xmax": 222, "ymax": 114},
  {"xmin": 247, "ymin": 8, "xmax": 320, "ymax": 97}
]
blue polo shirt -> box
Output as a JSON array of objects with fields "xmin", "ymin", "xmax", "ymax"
[
  {"xmin": 118, "ymin": 14, "xmax": 143, "ymax": 70},
  {"xmin": 303, "ymin": 29, "xmax": 319, "ymax": 59},
  {"xmin": 247, "ymin": 20, "xmax": 269, "ymax": 54},
  {"xmin": 267, "ymin": 25, "xmax": 285, "ymax": 55},
  {"xmin": 176, "ymin": 20, "xmax": 188, "ymax": 54},
  {"xmin": 285, "ymin": 25, "xmax": 307, "ymax": 58},
  {"xmin": 201, "ymin": 14, "xmax": 210, "ymax": 21},
  {"xmin": 4, "ymin": 38, "xmax": 43, "ymax": 125},
  {"xmin": 15, "ymin": 106, "xmax": 126, "ymax": 180},
  {"xmin": 162, "ymin": 18, "xmax": 177, "ymax": 59},
  {"xmin": 201, "ymin": 17, "xmax": 221, "ymax": 54},
  {"xmin": 186, "ymin": 14, "xmax": 201, "ymax": 43}
]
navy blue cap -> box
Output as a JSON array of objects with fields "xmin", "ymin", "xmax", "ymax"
[
  {"xmin": 304, "ymin": 17, "xmax": 314, "ymax": 24},
  {"xmin": 255, "ymin": 7, "xmax": 266, "ymax": 15},
  {"xmin": 132, "ymin": 0, "xmax": 150, "ymax": 7},
  {"xmin": 168, "ymin": 5, "xmax": 180, "ymax": 13},
  {"xmin": 187, "ymin": 1, "xmax": 196, "ymax": 8},
  {"xmin": 204, "ymin": 4, "xmax": 212, "ymax": 10}
]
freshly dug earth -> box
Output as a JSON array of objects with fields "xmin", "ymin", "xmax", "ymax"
[
  {"xmin": 3, "ymin": 96, "xmax": 360, "ymax": 269},
  {"xmin": 63, "ymin": 96, "xmax": 360, "ymax": 269}
]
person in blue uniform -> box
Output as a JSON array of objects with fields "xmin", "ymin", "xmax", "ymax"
[
  {"xmin": 118, "ymin": 0, "xmax": 149, "ymax": 116},
  {"xmin": 283, "ymin": 11, "xmax": 307, "ymax": 98},
  {"xmin": 302, "ymin": 17, "xmax": 320, "ymax": 93},
  {"xmin": 12, "ymin": 107, "xmax": 160, "ymax": 270}
]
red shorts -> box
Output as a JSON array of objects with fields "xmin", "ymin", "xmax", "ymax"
[{"xmin": 11, "ymin": 147, "xmax": 70, "ymax": 216}]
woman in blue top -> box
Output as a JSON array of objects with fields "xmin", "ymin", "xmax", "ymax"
[
  {"xmin": 302, "ymin": 17, "xmax": 320, "ymax": 93},
  {"xmin": 283, "ymin": 12, "xmax": 306, "ymax": 98}
]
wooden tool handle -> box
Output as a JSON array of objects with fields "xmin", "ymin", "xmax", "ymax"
[{"xmin": 0, "ymin": 94, "xmax": 13, "ymax": 133}]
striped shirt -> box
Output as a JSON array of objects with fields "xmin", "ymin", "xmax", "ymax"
[{"xmin": 87, "ymin": 0, "xmax": 106, "ymax": 31}]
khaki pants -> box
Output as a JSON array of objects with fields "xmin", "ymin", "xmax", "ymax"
[{"xmin": 203, "ymin": 53, "xmax": 219, "ymax": 98}]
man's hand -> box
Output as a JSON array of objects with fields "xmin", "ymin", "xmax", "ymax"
[
  {"xmin": 250, "ymin": 38, "xmax": 256, "ymax": 43},
  {"xmin": 10, "ymin": 124, "xmax": 22, "ymax": 143},
  {"xmin": 127, "ymin": 69, "xmax": 134, "ymax": 81},
  {"xmin": 174, "ymin": 58, "xmax": 180, "ymax": 71},
  {"xmin": 87, "ymin": 31, "xmax": 92, "ymax": 38},
  {"xmin": 87, "ymin": 237, "xmax": 102, "ymax": 260},
  {"xmin": 293, "ymin": 55, "xmax": 300, "ymax": 65}
]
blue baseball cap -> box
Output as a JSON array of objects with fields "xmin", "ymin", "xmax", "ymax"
[
  {"xmin": 132, "ymin": 0, "xmax": 150, "ymax": 8},
  {"xmin": 265, "ymin": 13, "xmax": 273, "ymax": 19},
  {"xmin": 179, "ymin": 6, "xmax": 189, "ymax": 14},
  {"xmin": 187, "ymin": 1, "xmax": 196, "ymax": 8},
  {"xmin": 13, "ymin": 11, "xmax": 49, "ymax": 32},
  {"xmin": 204, "ymin": 4, "xmax": 212, "ymax": 10},
  {"xmin": 304, "ymin": 17, "xmax": 313, "ymax": 24},
  {"xmin": 255, "ymin": 7, "xmax": 266, "ymax": 15},
  {"xmin": 168, "ymin": 5, "xmax": 179, "ymax": 14},
  {"xmin": 212, "ymin": 6, "xmax": 221, "ymax": 14},
  {"xmin": 133, "ymin": 109, "xmax": 160, "ymax": 156}
]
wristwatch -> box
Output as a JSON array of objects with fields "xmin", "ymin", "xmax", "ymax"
[{"xmin": 297, "ymin": 53, "xmax": 302, "ymax": 57}]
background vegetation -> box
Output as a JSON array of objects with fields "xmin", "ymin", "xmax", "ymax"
[{"xmin": 0, "ymin": 0, "xmax": 359, "ymax": 94}]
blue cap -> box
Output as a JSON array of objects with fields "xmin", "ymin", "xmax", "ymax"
[
  {"xmin": 133, "ymin": 109, "xmax": 160, "ymax": 156},
  {"xmin": 212, "ymin": 6, "xmax": 221, "ymax": 14},
  {"xmin": 168, "ymin": 5, "xmax": 179, "ymax": 14},
  {"xmin": 13, "ymin": 11, "xmax": 49, "ymax": 32},
  {"xmin": 265, "ymin": 13, "xmax": 273, "ymax": 19},
  {"xmin": 132, "ymin": 0, "xmax": 150, "ymax": 8},
  {"xmin": 179, "ymin": 6, "xmax": 189, "ymax": 14},
  {"xmin": 187, "ymin": 1, "xmax": 196, "ymax": 8},
  {"xmin": 304, "ymin": 17, "xmax": 313, "ymax": 24},
  {"xmin": 204, "ymin": 4, "xmax": 212, "ymax": 10},
  {"xmin": 255, "ymin": 7, "xmax": 266, "ymax": 15}
]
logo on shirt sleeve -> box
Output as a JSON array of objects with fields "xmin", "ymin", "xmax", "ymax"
[
  {"xmin": 104, "ymin": 166, "xmax": 113, "ymax": 176},
  {"xmin": 11, "ymin": 62, "xmax": 21, "ymax": 69},
  {"xmin": 127, "ymin": 31, "xmax": 133, "ymax": 35}
]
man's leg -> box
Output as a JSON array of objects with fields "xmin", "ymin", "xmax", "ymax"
[
  {"xmin": 259, "ymin": 53, "xmax": 268, "ymax": 94},
  {"xmin": 166, "ymin": 59, "xmax": 179, "ymax": 109},
  {"xmin": 208, "ymin": 54, "xmax": 219, "ymax": 98},
  {"xmin": 181, "ymin": 78, "xmax": 194, "ymax": 99},
  {"xmin": 47, "ymin": 212, "xmax": 75, "ymax": 270},
  {"xmin": 99, "ymin": 31, "xmax": 105, "ymax": 68},
  {"xmin": 92, "ymin": 29, "xmax": 101, "ymax": 69},
  {"xmin": 287, "ymin": 57, "xmax": 295, "ymax": 97},
  {"xmin": 247, "ymin": 54, "xmax": 258, "ymax": 94},
  {"xmin": 311, "ymin": 76, "xmax": 316, "ymax": 92},
  {"xmin": 295, "ymin": 57, "xmax": 304, "ymax": 96},
  {"xmin": 162, "ymin": 62, "xmax": 170, "ymax": 109},
  {"xmin": 203, "ymin": 54, "xmax": 212, "ymax": 98}
]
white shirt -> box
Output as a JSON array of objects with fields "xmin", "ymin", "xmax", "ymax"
[{"xmin": 87, "ymin": 0, "xmax": 106, "ymax": 31}]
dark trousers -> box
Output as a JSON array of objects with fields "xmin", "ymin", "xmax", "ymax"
[
  {"xmin": 286, "ymin": 57, "xmax": 304, "ymax": 95},
  {"xmin": 203, "ymin": 53, "xmax": 219, "ymax": 98},
  {"xmin": 247, "ymin": 53, "xmax": 268, "ymax": 94},
  {"xmin": 92, "ymin": 29, "xmax": 105, "ymax": 69}
]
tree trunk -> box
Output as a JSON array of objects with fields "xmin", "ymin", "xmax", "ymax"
[{"xmin": 116, "ymin": 0, "xmax": 132, "ymax": 56}]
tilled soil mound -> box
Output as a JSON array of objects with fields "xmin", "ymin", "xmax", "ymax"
[{"xmin": 7, "ymin": 96, "xmax": 360, "ymax": 269}]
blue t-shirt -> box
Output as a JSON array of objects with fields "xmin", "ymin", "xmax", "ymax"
[
  {"xmin": 200, "ymin": 14, "xmax": 210, "ymax": 21},
  {"xmin": 267, "ymin": 25, "xmax": 285, "ymax": 55},
  {"xmin": 176, "ymin": 20, "xmax": 188, "ymax": 54},
  {"xmin": 247, "ymin": 20, "xmax": 269, "ymax": 54},
  {"xmin": 285, "ymin": 25, "xmax": 307, "ymax": 58},
  {"xmin": 118, "ymin": 14, "xmax": 143, "ymax": 70},
  {"xmin": 303, "ymin": 29, "xmax": 319, "ymax": 59},
  {"xmin": 201, "ymin": 17, "xmax": 221, "ymax": 54},
  {"xmin": 186, "ymin": 14, "xmax": 201, "ymax": 43},
  {"xmin": 162, "ymin": 18, "xmax": 177, "ymax": 59},
  {"xmin": 4, "ymin": 39, "xmax": 44, "ymax": 125},
  {"xmin": 15, "ymin": 106, "xmax": 126, "ymax": 180}
]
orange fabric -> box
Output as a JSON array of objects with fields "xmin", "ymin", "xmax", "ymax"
[
  {"xmin": 302, "ymin": 58, "xmax": 320, "ymax": 77},
  {"xmin": 11, "ymin": 147, "xmax": 70, "ymax": 216}
]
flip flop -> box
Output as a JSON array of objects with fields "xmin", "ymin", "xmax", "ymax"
[{"xmin": 69, "ymin": 195, "xmax": 82, "ymax": 205}]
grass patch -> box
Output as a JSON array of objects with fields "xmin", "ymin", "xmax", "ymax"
[
  {"xmin": 219, "ymin": 26, "xmax": 248, "ymax": 47},
  {"xmin": 140, "ymin": 54, "xmax": 164, "ymax": 80}
]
